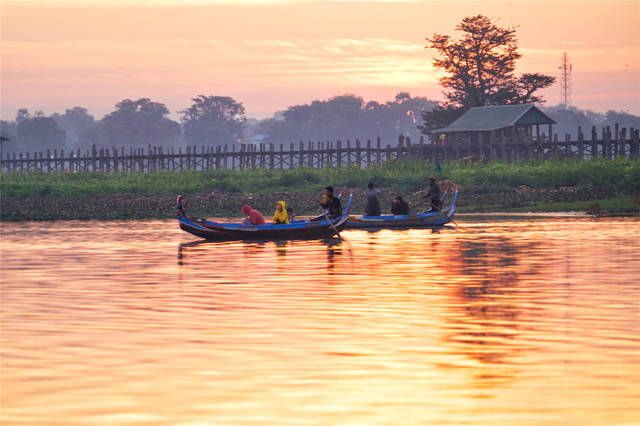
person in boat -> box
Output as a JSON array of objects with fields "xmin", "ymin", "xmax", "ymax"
[
  {"xmin": 423, "ymin": 176, "xmax": 442, "ymax": 211},
  {"xmin": 320, "ymin": 186, "xmax": 342, "ymax": 219},
  {"xmin": 364, "ymin": 182, "xmax": 381, "ymax": 216},
  {"xmin": 286, "ymin": 207, "xmax": 296, "ymax": 222},
  {"xmin": 241, "ymin": 204, "xmax": 266, "ymax": 226},
  {"xmin": 272, "ymin": 201, "xmax": 289, "ymax": 225},
  {"xmin": 391, "ymin": 196, "xmax": 410, "ymax": 215}
]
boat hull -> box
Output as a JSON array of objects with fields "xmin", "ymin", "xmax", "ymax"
[
  {"xmin": 178, "ymin": 216, "xmax": 348, "ymax": 241},
  {"xmin": 176, "ymin": 193, "xmax": 353, "ymax": 241},
  {"xmin": 345, "ymin": 191, "xmax": 457, "ymax": 229}
]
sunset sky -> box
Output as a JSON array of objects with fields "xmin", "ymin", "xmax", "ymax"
[{"xmin": 1, "ymin": 0, "xmax": 638, "ymax": 120}]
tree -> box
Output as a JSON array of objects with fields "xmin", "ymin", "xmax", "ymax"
[
  {"xmin": 181, "ymin": 95, "xmax": 246, "ymax": 146},
  {"xmin": 84, "ymin": 98, "xmax": 181, "ymax": 149},
  {"xmin": 52, "ymin": 107, "xmax": 95, "ymax": 148},
  {"xmin": 265, "ymin": 93, "xmax": 437, "ymax": 143},
  {"xmin": 14, "ymin": 109, "xmax": 66, "ymax": 152},
  {"xmin": 420, "ymin": 15, "xmax": 555, "ymax": 131}
]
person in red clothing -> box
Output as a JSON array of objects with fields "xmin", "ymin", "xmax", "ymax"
[{"xmin": 241, "ymin": 204, "xmax": 266, "ymax": 226}]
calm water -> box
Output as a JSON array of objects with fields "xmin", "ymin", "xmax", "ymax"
[{"xmin": 1, "ymin": 216, "xmax": 639, "ymax": 425}]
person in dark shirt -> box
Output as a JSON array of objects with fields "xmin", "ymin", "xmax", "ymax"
[
  {"xmin": 423, "ymin": 176, "xmax": 442, "ymax": 211},
  {"xmin": 286, "ymin": 207, "xmax": 296, "ymax": 222},
  {"xmin": 391, "ymin": 196, "xmax": 410, "ymax": 215},
  {"xmin": 320, "ymin": 186, "xmax": 342, "ymax": 218},
  {"xmin": 364, "ymin": 182, "xmax": 381, "ymax": 216}
]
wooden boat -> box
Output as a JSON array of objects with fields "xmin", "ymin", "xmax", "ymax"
[
  {"xmin": 177, "ymin": 192, "xmax": 353, "ymax": 241},
  {"xmin": 345, "ymin": 191, "xmax": 457, "ymax": 229}
]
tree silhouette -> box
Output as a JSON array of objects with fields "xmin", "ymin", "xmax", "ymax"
[
  {"xmin": 12, "ymin": 109, "xmax": 67, "ymax": 151},
  {"xmin": 420, "ymin": 15, "xmax": 555, "ymax": 131},
  {"xmin": 83, "ymin": 98, "xmax": 181, "ymax": 149},
  {"xmin": 52, "ymin": 107, "xmax": 95, "ymax": 148},
  {"xmin": 264, "ymin": 93, "xmax": 436, "ymax": 143},
  {"xmin": 181, "ymin": 95, "xmax": 246, "ymax": 146}
]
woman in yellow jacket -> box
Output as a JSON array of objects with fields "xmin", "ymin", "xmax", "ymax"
[{"xmin": 272, "ymin": 201, "xmax": 289, "ymax": 224}]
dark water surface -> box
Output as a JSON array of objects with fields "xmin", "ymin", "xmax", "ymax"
[{"xmin": 1, "ymin": 216, "xmax": 639, "ymax": 425}]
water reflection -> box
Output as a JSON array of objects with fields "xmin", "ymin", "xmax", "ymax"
[
  {"xmin": 439, "ymin": 237, "xmax": 535, "ymax": 390},
  {"xmin": 2, "ymin": 218, "xmax": 639, "ymax": 425}
]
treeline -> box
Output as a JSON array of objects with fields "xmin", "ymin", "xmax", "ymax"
[
  {"xmin": 0, "ymin": 93, "xmax": 436, "ymax": 154},
  {"xmin": 2, "ymin": 93, "xmax": 639, "ymax": 156}
]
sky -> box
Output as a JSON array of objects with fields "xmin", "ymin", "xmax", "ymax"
[{"xmin": 1, "ymin": 0, "xmax": 639, "ymax": 121}]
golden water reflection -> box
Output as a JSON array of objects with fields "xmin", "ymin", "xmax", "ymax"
[{"xmin": 1, "ymin": 217, "xmax": 639, "ymax": 425}]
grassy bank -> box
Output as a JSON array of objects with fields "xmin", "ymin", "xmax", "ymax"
[
  {"xmin": 1, "ymin": 158, "xmax": 639, "ymax": 220},
  {"xmin": 3, "ymin": 158, "xmax": 639, "ymax": 197}
]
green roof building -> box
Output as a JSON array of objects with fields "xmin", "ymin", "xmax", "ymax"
[{"xmin": 430, "ymin": 104, "xmax": 555, "ymax": 143}]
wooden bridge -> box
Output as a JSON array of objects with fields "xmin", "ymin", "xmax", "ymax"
[{"xmin": 1, "ymin": 125, "xmax": 638, "ymax": 174}]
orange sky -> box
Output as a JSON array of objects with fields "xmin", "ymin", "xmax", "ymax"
[{"xmin": 1, "ymin": 0, "xmax": 638, "ymax": 120}]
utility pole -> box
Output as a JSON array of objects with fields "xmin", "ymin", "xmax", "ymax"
[{"xmin": 559, "ymin": 52, "xmax": 572, "ymax": 109}]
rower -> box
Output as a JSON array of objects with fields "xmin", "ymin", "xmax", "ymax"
[
  {"xmin": 320, "ymin": 186, "xmax": 342, "ymax": 219},
  {"xmin": 423, "ymin": 176, "xmax": 442, "ymax": 211}
]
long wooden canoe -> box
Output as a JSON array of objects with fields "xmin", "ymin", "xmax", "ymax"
[
  {"xmin": 345, "ymin": 191, "xmax": 457, "ymax": 229},
  {"xmin": 177, "ymin": 193, "xmax": 353, "ymax": 241}
]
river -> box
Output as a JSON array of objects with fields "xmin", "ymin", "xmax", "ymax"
[{"xmin": 1, "ymin": 216, "xmax": 639, "ymax": 425}]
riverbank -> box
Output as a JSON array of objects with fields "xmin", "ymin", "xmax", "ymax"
[
  {"xmin": 1, "ymin": 159, "xmax": 638, "ymax": 220},
  {"xmin": 1, "ymin": 191, "xmax": 637, "ymax": 221}
]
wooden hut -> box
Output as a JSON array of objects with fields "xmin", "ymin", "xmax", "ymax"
[{"xmin": 428, "ymin": 105, "xmax": 556, "ymax": 158}]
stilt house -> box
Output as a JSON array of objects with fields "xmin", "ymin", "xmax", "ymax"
[{"xmin": 429, "ymin": 104, "xmax": 556, "ymax": 147}]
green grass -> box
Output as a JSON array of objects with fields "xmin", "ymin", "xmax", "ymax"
[
  {"xmin": 457, "ymin": 195, "xmax": 639, "ymax": 214},
  {"xmin": 1, "ymin": 158, "xmax": 639, "ymax": 198}
]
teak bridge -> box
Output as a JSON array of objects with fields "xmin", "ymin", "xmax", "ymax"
[{"xmin": 1, "ymin": 125, "xmax": 638, "ymax": 174}]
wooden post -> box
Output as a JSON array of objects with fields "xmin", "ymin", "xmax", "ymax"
[
  {"xmin": 631, "ymin": 128, "xmax": 639, "ymax": 160},
  {"xmin": 298, "ymin": 141, "xmax": 304, "ymax": 168},
  {"xmin": 604, "ymin": 126, "xmax": 612, "ymax": 160},
  {"xmin": 104, "ymin": 148, "xmax": 110, "ymax": 173},
  {"xmin": 564, "ymin": 134, "xmax": 571, "ymax": 159},
  {"xmin": 356, "ymin": 139, "xmax": 362, "ymax": 166},
  {"xmin": 308, "ymin": 141, "xmax": 313, "ymax": 168},
  {"xmin": 620, "ymin": 128, "xmax": 627, "ymax": 157},
  {"xmin": 289, "ymin": 143, "xmax": 294, "ymax": 169},
  {"xmin": 591, "ymin": 126, "xmax": 598, "ymax": 159},
  {"xmin": 279, "ymin": 144, "xmax": 284, "ymax": 169},
  {"xmin": 366, "ymin": 139, "xmax": 372, "ymax": 167},
  {"xmin": 336, "ymin": 140, "xmax": 342, "ymax": 168},
  {"xmin": 231, "ymin": 144, "xmax": 236, "ymax": 170},
  {"xmin": 346, "ymin": 140, "xmax": 352, "ymax": 165},
  {"xmin": 578, "ymin": 127, "xmax": 584, "ymax": 160},
  {"xmin": 489, "ymin": 131, "xmax": 496, "ymax": 161},
  {"xmin": 376, "ymin": 137, "xmax": 381, "ymax": 165},
  {"xmin": 269, "ymin": 143, "xmax": 274, "ymax": 170}
]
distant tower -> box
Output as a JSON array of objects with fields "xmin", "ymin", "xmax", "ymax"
[{"xmin": 559, "ymin": 52, "xmax": 572, "ymax": 109}]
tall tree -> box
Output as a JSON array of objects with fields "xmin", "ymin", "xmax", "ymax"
[
  {"xmin": 181, "ymin": 95, "xmax": 246, "ymax": 146},
  {"xmin": 420, "ymin": 15, "xmax": 555, "ymax": 131},
  {"xmin": 52, "ymin": 107, "xmax": 95, "ymax": 148},
  {"xmin": 14, "ymin": 109, "xmax": 66, "ymax": 152},
  {"xmin": 84, "ymin": 98, "xmax": 181, "ymax": 149},
  {"xmin": 264, "ymin": 93, "xmax": 436, "ymax": 143}
]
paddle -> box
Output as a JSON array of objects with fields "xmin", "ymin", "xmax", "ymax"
[{"xmin": 324, "ymin": 211, "xmax": 343, "ymax": 240}]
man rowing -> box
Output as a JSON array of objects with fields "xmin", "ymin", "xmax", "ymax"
[
  {"xmin": 320, "ymin": 186, "xmax": 343, "ymax": 219},
  {"xmin": 423, "ymin": 176, "xmax": 442, "ymax": 211}
]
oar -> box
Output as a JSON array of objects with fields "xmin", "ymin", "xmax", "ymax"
[{"xmin": 324, "ymin": 211, "xmax": 343, "ymax": 240}]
